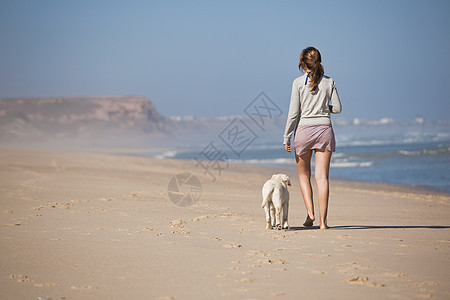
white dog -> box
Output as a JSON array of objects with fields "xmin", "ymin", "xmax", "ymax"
[{"xmin": 261, "ymin": 174, "xmax": 291, "ymax": 230}]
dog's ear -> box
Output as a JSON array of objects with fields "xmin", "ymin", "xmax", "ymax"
[{"xmin": 284, "ymin": 176, "xmax": 292, "ymax": 186}]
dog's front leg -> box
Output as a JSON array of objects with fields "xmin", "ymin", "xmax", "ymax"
[{"xmin": 264, "ymin": 205, "xmax": 272, "ymax": 229}]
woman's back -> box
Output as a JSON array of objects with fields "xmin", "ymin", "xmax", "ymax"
[
  {"xmin": 283, "ymin": 73, "xmax": 341, "ymax": 145},
  {"xmin": 295, "ymin": 74, "xmax": 341, "ymax": 125}
]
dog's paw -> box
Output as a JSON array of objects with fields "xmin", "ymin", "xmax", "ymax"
[{"xmin": 275, "ymin": 224, "xmax": 282, "ymax": 230}]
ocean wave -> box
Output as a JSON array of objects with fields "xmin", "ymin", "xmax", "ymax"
[
  {"xmin": 154, "ymin": 150, "xmax": 179, "ymax": 159},
  {"xmin": 397, "ymin": 147, "xmax": 450, "ymax": 156},
  {"xmin": 231, "ymin": 158, "xmax": 293, "ymax": 165},
  {"xmin": 330, "ymin": 161, "xmax": 373, "ymax": 168},
  {"xmin": 338, "ymin": 135, "xmax": 450, "ymax": 147},
  {"xmin": 231, "ymin": 157, "xmax": 374, "ymax": 168},
  {"xmin": 338, "ymin": 140, "xmax": 387, "ymax": 147},
  {"xmin": 338, "ymin": 138, "xmax": 431, "ymax": 147}
]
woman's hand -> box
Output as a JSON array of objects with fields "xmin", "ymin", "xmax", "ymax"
[{"xmin": 284, "ymin": 144, "xmax": 292, "ymax": 152}]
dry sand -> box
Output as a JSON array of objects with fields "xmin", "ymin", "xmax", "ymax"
[{"xmin": 0, "ymin": 147, "xmax": 449, "ymax": 299}]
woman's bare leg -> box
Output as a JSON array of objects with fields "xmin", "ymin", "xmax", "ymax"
[
  {"xmin": 314, "ymin": 149, "xmax": 332, "ymax": 229},
  {"xmin": 296, "ymin": 150, "xmax": 315, "ymax": 226}
]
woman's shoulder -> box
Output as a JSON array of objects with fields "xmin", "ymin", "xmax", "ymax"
[
  {"xmin": 293, "ymin": 73, "xmax": 308, "ymax": 85},
  {"xmin": 321, "ymin": 75, "xmax": 333, "ymax": 82},
  {"xmin": 320, "ymin": 75, "xmax": 337, "ymax": 87}
]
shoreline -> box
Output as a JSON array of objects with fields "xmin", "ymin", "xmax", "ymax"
[
  {"xmin": 1, "ymin": 146, "xmax": 449, "ymax": 299},
  {"xmin": 129, "ymin": 149, "xmax": 450, "ymax": 197},
  {"xmin": 122, "ymin": 144, "xmax": 450, "ymax": 195},
  {"xmin": 3, "ymin": 144, "xmax": 450, "ymax": 196}
]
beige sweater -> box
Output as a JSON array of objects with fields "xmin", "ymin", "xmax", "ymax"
[{"xmin": 283, "ymin": 73, "xmax": 342, "ymax": 145}]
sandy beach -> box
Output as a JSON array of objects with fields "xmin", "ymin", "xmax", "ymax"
[{"xmin": 1, "ymin": 147, "xmax": 449, "ymax": 299}]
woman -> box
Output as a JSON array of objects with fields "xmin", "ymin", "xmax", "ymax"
[{"xmin": 283, "ymin": 46, "xmax": 342, "ymax": 230}]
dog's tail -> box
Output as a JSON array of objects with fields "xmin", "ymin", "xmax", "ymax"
[{"xmin": 261, "ymin": 182, "xmax": 275, "ymax": 208}]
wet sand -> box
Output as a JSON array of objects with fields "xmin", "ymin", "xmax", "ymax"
[{"xmin": 1, "ymin": 147, "xmax": 449, "ymax": 299}]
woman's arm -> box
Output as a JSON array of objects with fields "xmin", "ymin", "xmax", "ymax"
[
  {"xmin": 283, "ymin": 79, "xmax": 301, "ymax": 146},
  {"xmin": 329, "ymin": 81, "xmax": 342, "ymax": 114}
]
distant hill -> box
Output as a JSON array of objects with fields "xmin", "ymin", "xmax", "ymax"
[{"xmin": 0, "ymin": 96, "xmax": 168, "ymax": 145}]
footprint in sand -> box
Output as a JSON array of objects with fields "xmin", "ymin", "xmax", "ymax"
[
  {"xmin": 344, "ymin": 276, "xmax": 385, "ymax": 287},
  {"xmin": 209, "ymin": 237, "xmax": 222, "ymax": 241},
  {"xmin": 4, "ymin": 223, "xmax": 21, "ymax": 227},
  {"xmin": 128, "ymin": 193, "xmax": 141, "ymax": 199},
  {"xmin": 9, "ymin": 274, "xmax": 33, "ymax": 283},
  {"xmin": 360, "ymin": 241, "xmax": 379, "ymax": 245},
  {"xmin": 169, "ymin": 219, "xmax": 186, "ymax": 228},
  {"xmin": 236, "ymin": 278, "xmax": 253, "ymax": 283},
  {"xmin": 256, "ymin": 258, "xmax": 288, "ymax": 265},
  {"xmin": 381, "ymin": 272, "xmax": 407, "ymax": 278},
  {"xmin": 247, "ymin": 250, "xmax": 268, "ymax": 257},
  {"xmin": 417, "ymin": 294, "xmax": 435, "ymax": 299},
  {"xmin": 413, "ymin": 281, "xmax": 439, "ymax": 288},
  {"xmin": 223, "ymin": 243, "xmax": 242, "ymax": 248},
  {"xmin": 143, "ymin": 227, "xmax": 156, "ymax": 231},
  {"xmin": 171, "ymin": 230, "xmax": 190, "ymax": 235},
  {"xmin": 169, "ymin": 220, "xmax": 190, "ymax": 235},
  {"xmin": 99, "ymin": 197, "xmax": 112, "ymax": 201},
  {"xmin": 70, "ymin": 285, "xmax": 99, "ymax": 290},
  {"xmin": 191, "ymin": 215, "xmax": 210, "ymax": 221},
  {"xmin": 312, "ymin": 271, "xmax": 327, "ymax": 275},
  {"xmin": 47, "ymin": 202, "xmax": 71, "ymax": 209},
  {"xmin": 305, "ymin": 253, "xmax": 330, "ymax": 260},
  {"xmin": 34, "ymin": 282, "xmax": 57, "ymax": 287}
]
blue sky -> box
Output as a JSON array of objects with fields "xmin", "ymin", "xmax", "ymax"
[{"xmin": 1, "ymin": 0, "xmax": 449, "ymax": 121}]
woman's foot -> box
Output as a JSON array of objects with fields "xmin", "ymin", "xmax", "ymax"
[
  {"xmin": 303, "ymin": 215, "xmax": 315, "ymax": 227},
  {"xmin": 319, "ymin": 223, "xmax": 329, "ymax": 230}
]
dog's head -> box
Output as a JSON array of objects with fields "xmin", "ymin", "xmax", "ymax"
[{"xmin": 271, "ymin": 174, "xmax": 291, "ymax": 187}]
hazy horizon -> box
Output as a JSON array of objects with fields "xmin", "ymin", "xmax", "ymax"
[{"xmin": 1, "ymin": 0, "xmax": 449, "ymax": 121}]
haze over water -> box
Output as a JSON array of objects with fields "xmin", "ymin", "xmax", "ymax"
[{"xmin": 161, "ymin": 121, "xmax": 450, "ymax": 193}]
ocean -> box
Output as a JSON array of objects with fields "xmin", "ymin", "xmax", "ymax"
[{"xmin": 157, "ymin": 122, "xmax": 450, "ymax": 193}]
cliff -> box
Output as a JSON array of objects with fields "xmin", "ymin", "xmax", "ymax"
[{"xmin": 0, "ymin": 96, "xmax": 166, "ymax": 145}]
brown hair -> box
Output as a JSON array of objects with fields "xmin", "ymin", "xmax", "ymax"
[{"xmin": 298, "ymin": 46, "xmax": 324, "ymax": 92}]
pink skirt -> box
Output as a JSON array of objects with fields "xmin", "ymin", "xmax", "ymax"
[{"xmin": 294, "ymin": 124, "xmax": 336, "ymax": 156}]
